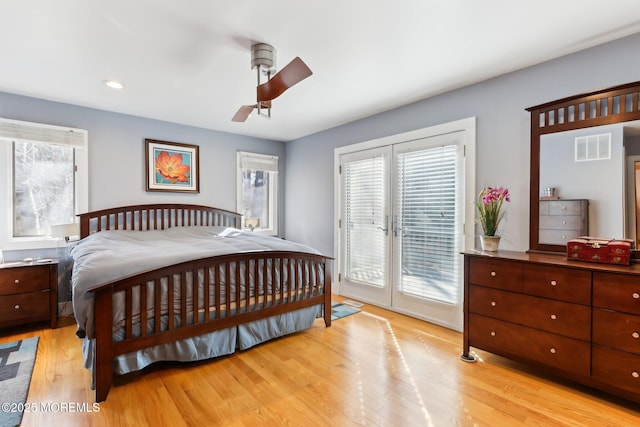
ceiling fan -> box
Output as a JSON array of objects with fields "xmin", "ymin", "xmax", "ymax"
[{"xmin": 232, "ymin": 43, "xmax": 313, "ymax": 122}]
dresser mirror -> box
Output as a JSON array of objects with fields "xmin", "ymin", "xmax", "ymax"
[{"xmin": 527, "ymin": 81, "xmax": 640, "ymax": 253}]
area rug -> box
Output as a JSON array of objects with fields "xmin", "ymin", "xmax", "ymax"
[
  {"xmin": 0, "ymin": 337, "xmax": 39, "ymax": 427},
  {"xmin": 331, "ymin": 301, "xmax": 362, "ymax": 320}
]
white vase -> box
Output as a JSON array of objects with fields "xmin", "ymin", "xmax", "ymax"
[{"xmin": 481, "ymin": 235, "xmax": 501, "ymax": 251}]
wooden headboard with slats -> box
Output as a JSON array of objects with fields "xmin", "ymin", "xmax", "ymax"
[{"xmin": 78, "ymin": 204, "xmax": 241, "ymax": 238}]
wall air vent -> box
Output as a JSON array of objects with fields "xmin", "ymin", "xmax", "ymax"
[{"xmin": 575, "ymin": 133, "xmax": 611, "ymax": 162}]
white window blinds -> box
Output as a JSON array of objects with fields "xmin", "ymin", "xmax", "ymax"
[
  {"xmin": 396, "ymin": 144, "xmax": 459, "ymax": 304},
  {"xmin": 343, "ymin": 156, "xmax": 387, "ymax": 287},
  {"xmin": 0, "ymin": 117, "xmax": 87, "ymax": 148}
]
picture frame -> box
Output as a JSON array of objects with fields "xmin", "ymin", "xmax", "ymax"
[{"xmin": 145, "ymin": 139, "xmax": 199, "ymax": 193}]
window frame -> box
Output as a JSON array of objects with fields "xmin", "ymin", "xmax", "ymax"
[
  {"xmin": 236, "ymin": 151, "xmax": 279, "ymax": 236},
  {"xmin": 0, "ymin": 118, "xmax": 88, "ymax": 250}
]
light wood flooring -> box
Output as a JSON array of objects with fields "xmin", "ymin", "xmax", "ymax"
[{"xmin": 3, "ymin": 299, "xmax": 640, "ymax": 426}]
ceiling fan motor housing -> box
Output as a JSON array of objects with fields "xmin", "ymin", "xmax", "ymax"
[{"xmin": 251, "ymin": 43, "xmax": 276, "ymax": 74}]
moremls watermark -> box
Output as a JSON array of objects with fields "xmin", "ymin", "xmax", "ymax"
[{"xmin": 1, "ymin": 402, "xmax": 101, "ymax": 413}]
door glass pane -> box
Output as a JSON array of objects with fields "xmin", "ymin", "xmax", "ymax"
[
  {"xmin": 13, "ymin": 141, "xmax": 75, "ymax": 237},
  {"xmin": 344, "ymin": 156, "xmax": 387, "ymax": 287},
  {"xmin": 396, "ymin": 145, "xmax": 459, "ymax": 303}
]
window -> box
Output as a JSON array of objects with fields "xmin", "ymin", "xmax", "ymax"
[
  {"xmin": 0, "ymin": 118, "xmax": 88, "ymax": 249},
  {"xmin": 237, "ymin": 151, "xmax": 278, "ymax": 235}
]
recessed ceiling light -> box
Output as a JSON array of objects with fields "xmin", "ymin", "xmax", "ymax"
[{"xmin": 103, "ymin": 80, "xmax": 124, "ymax": 90}]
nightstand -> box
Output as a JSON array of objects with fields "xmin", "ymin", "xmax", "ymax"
[{"xmin": 0, "ymin": 260, "xmax": 58, "ymax": 329}]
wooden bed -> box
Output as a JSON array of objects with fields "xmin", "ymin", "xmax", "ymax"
[{"xmin": 76, "ymin": 203, "xmax": 332, "ymax": 402}]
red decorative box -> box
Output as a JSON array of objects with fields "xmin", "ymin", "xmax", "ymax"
[{"xmin": 567, "ymin": 237, "xmax": 634, "ymax": 266}]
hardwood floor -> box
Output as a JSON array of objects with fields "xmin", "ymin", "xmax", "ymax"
[{"xmin": 3, "ymin": 299, "xmax": 640, "ymax": 426}]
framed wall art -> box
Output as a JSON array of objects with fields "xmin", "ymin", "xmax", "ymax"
[{"xmin": 145, "ymin": 139, "xmax": 199, "ymax": 193}]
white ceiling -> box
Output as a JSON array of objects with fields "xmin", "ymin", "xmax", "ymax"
[{"xmin": 2, "ymin": 1, "xmax": 640, "ymax": 142}]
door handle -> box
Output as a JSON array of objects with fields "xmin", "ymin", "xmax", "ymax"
[{"xmin": 377, "ymin": 215, "xmax": 389, "ymax": 235}]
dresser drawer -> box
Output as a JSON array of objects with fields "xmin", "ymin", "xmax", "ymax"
[
  {"xmin": 593, "ymin": 272, "xmax": 640, "ymax": 315},
  {"xmin": 592, "ymin": 345, "xmax": 640, "ymax": 396},
  {"xmin": 469, "ymin": 313, "xmax": 590, "ymax": 376},
  {"xmin": 542, "ymin": 200, "xmax": 585, "ymax": 216},
  {"xmin": 538, "ymin": 229, "xmax": 582, "ymax": 245},
  {"xmin": 539, "ymin": 215, "xmax": 583, "ymax": 230},
  {"xmin": 0, "ymin": 265, "xmax": 51, "ymax": 295},
  {"xmin": 468, "ymin": 257, "xmax": 522, "ymax": 292},
  {"xmin": 522, "ymin": 264, "xmax": 591, "ymax": 305},
  {"xmin": 593, "ymin": 309, "xmax": 640, "ymax": 355},
  {"xmin": 469, "ymin": 286, "xmax": 590, "ymax": 340},
  {"xmin": 0, "ymin": 290, "xmax": 50, "ymax": 327}
]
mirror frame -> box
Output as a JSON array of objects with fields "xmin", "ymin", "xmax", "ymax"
[{"xmin": 527, "ymin": 80, "xmax": 640, "ymax": 253}]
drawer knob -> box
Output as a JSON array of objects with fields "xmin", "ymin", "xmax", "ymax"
[
  {"xmin": 633, "ymin": 372, "xmax": 640, "ymax": 379},
  {"xmin": 14, "ymin": 279, "xmax": 20, "ymax": 284},
  {"xmin": 633, "ymin": 332, "xmax": 640, "ymax": 339},
  {"xmin": 550, "ymin": 280, "xmax": 557, "ymax": 286},
  {"xmin": 14, "ymin": 304, "xmax": 20, "ymax": 310},
  {"xmin": 550, "ymin": 314, "xmax": 557, "ymax": 320},
  {"xmin": 633, "ymin": 293, "xmax": 640, "ymax": 299},
  {"xmin": 562, "ymin": 221, "xmax": 567, "ymax": 224},
  {"xmin": 490, "ymin": 331, "xmax": 496, "ymax": 336},
  {"xmin": 561, "ymin": 206, "xmax": 567, "ymax": 210},
  {"xmin": 491, "ymin": 301, "xmax": 496, "ymax": 307},
  {"xmin": 490, "ymin": 271, "xmax": 496, "ymax": 277},
  {"xmin": 550, "ymin": 347, "xmax": 557, "ymax": 354}
]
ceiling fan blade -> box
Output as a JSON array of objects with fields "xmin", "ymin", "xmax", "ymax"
[
  {"xmin": 231, "ymin": 101, "xmax": 272, "ymax": 122},
  {"xmin": 257, "ymin": 57, "xmax": 312, "ymax": 102},
  {"xmin": 232, "ymin": 105, "xmax": 256, "ymax": 122}
]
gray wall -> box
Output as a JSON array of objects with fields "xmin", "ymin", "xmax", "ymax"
[
  {"xmin": 0, "ymin": 92, "xmax": 284, "ymax": 304},
  {"xmin": 0, "ymin": 91, "xmax": 285, "ymax": 219},
  {"xmin": 284, "ymin": 32, "xmax": 640, "ymax": 256}
]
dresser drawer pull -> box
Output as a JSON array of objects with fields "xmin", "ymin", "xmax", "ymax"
[
  {"xmin": 490, "ymin": 331, "xmax": 496, "ymax": 336},
  {"xmin": 634, "ymin": 293, "xmax": 640, "ymax": 299},
  {"xmin": 490, "ymin": 271, "xmax": 496, "ymax": 277},
  {"xmin": 550, "ymin": 280, "xmax": 557, "ymax": 286},
  {"xmin": 550, "ymin": 314, "xmax": 557, "ymax": 320},
  {"xmin": 633, "ymin": 372, "xmax": 640, "ymax": 379},
  {"xmin": 550, "ymin": 347, "xmax": 556, "ymax": 354},
  {"xmin": 14, "ymin": 304, "xmax": 20, "ymax": 310},
  {"xmin": 633, "ymin": 332, "xmax": 640, "ymax": 339},
  {"xmin": 490, "ymin": 301, "xmax": 496, "ymax": 307},
  {"xmin": 14, "ymin": 279, "xmax": 20, "ymax": 284}
]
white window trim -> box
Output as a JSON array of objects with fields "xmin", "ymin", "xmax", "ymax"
[
  {"xmin": 236, "ymin": 151, "xmax": 279, "ymax": 236},
  {"xmin": 0, "ymin": 118, "xmax": 88, "ymax": 250}
]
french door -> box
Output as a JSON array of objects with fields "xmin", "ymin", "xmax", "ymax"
[{"xmin": 338, "ymin": 130, "xmax": 468, "ymax": 330}]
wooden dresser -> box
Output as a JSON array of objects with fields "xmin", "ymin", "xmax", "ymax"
[
  {"xmin": 0, "ymin": 260, "xmax": 58, "ymax": 329},
  {"xmin": 462, "ymin": 250, "xmax": 640, "ymax": 403},
  {"xmin": 538, "ymin": 199, "xmax": 588, "ymax": 245}
]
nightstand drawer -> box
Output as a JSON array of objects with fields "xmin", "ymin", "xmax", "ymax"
[
  {"xmin": 0, "ymin": 265, "xmax": 51, "ymax": 295},
  {"xmin": 0, "ymin": 290, "xmax": 50, "ymax": 326}
]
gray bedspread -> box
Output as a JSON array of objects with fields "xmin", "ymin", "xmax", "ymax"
[{"xmin": 71, "ymin": 226, "xmax": 321, "ymax": 339}]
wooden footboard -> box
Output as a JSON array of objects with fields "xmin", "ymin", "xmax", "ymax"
[{"xmin": 90, "ymin": 250, "xmax": 332, "ymax": 402}]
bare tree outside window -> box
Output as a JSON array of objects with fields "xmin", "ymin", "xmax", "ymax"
[
  {"xmin": 241, "ymin": 170, "xmax": 269, "ymax": 229},
  {"xmin": 13, "ymin": 141, "xmax": 74, "ymax": 237}
]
